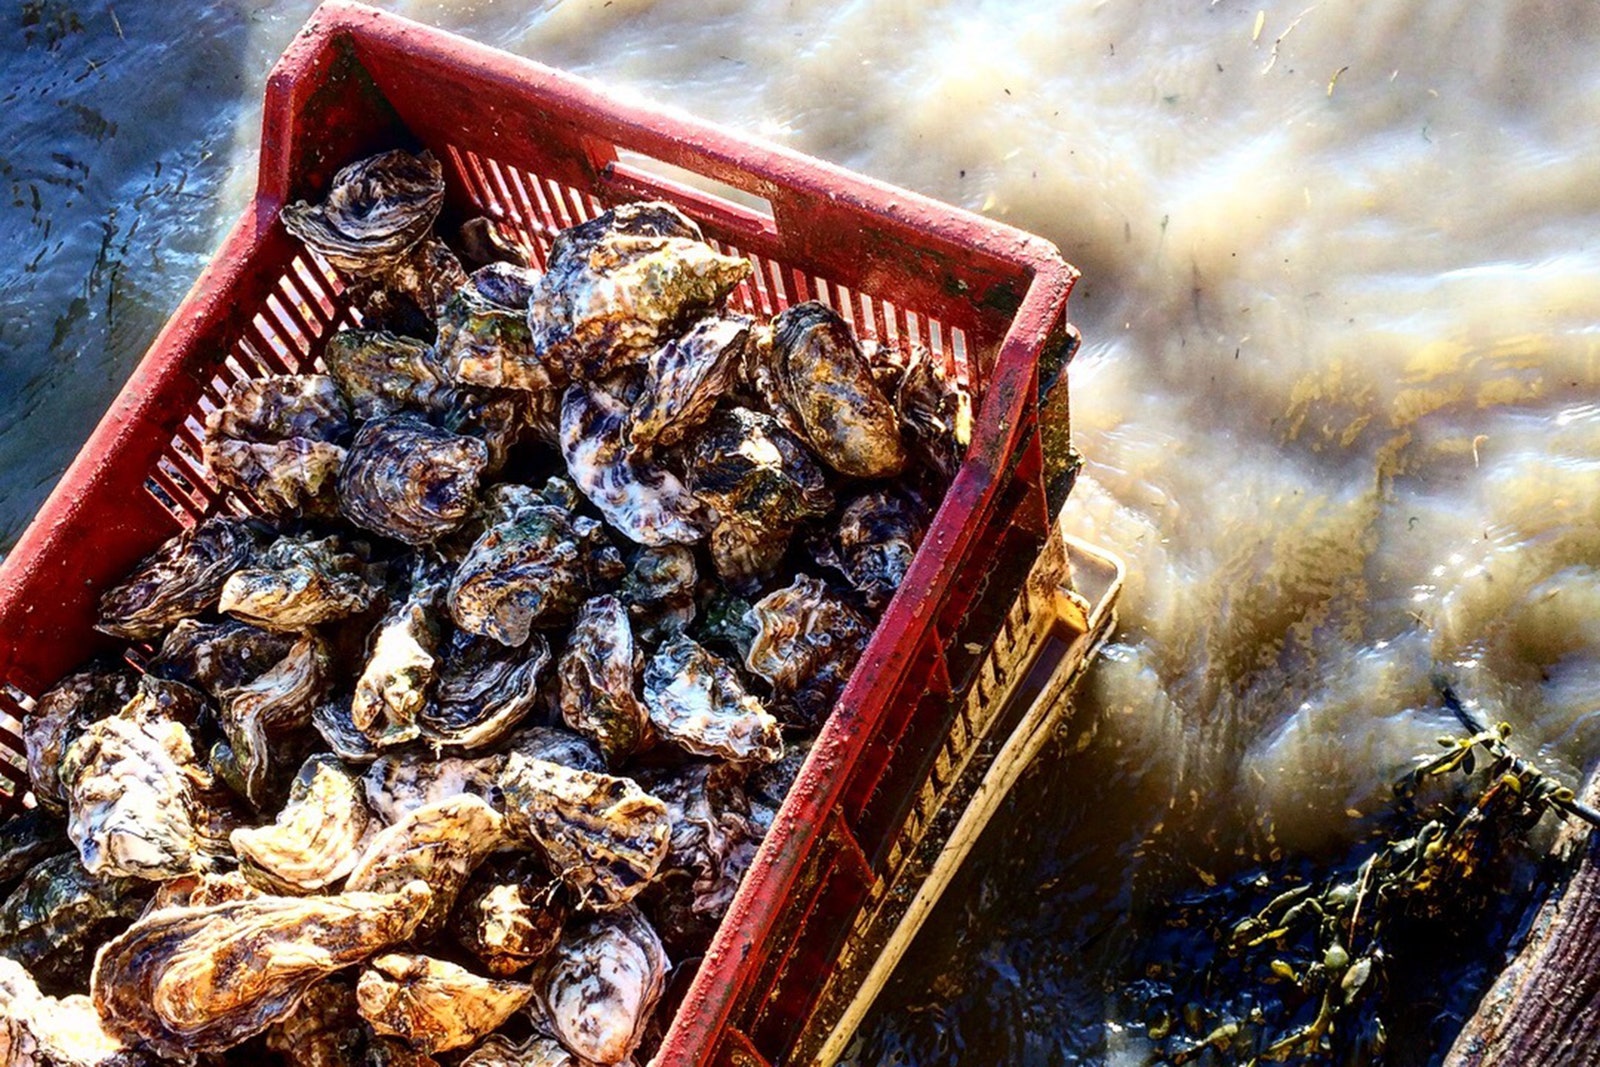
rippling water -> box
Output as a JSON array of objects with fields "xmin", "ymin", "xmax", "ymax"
[{"xmin": 5, "ymin": 1, "xmax": 1599, "ymax": 1063}]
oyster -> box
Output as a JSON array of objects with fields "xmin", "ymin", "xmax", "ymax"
[
  {"xmin": 218, "ymin": 533, "xmax": 382, "ymax": 631},
  {"xmin": 231, "ymin": 756, "xmax": 372, "ymax": 894},
  {"xmin": 457, "ymin": 216, "xmax": 529, "ymax": 271},
  {"xmin": 0, "ymin": 811, "xmax": 69, "ymax": 889},
  {"xmin": 424, "ymin": 631, "xmax": 551, "ymax": 750},
  {"xmin": 23, "ymin": 669, "xmax": 135, "ymax": 813},
  {"xmin": 744, "ymin": 574, "xmax": 874, "ymax": 726},
  {"xmin": 685, "ymin": 406, "xmax": 833, "ymax": 592},
  {"xmin": 146, "ymin": 871, "xmax": 261, "ymax": 913},
  {"xmin": 457, "ymin": 857, "xmax": 567, "ymax": 977},
  {"xmin": 461, "ymin": 1034, "xmax": 576, "ymax": 1067},
  {"xmin": 339, "ymin": 415, "xmax": 489, "ymax": 545},
  {"xmin": 0, "ymin": 956, "xmax": 146, "ymax": 1067},
  {"xmin": 325, "ymin": 330, "xmax": 455, "ymax": 423},
  {"xmin": 642, "ymin": 762, "xmax": 763, "ymax": 919},
  {"xmin": 362, "ymin": 752, "xmax": 502, "ymax": 825},
  {"xmin": 443, "ymin": 388, "xmax": 527, "ymax": 477},
  {"xmin": 353, "ymin": 580, "xmax": 444, "ymax": 749},
  {"xmin": 534, "ymin": 907, "xmax": 667, "ymax": 1066},
  {"xmin": 438, "ymin": 263, "xmax": 562, "ymax": 391},
  {"xmin": 558, "ymin": 595, "xmax": 649, "ymax": 767},
  {"xmin": 764, "ymin": 301, "xmax": 907, "ymax": 478},
  {"xmin": 91, "ymin": 881, "xmax": 432, "ymax": 1059},
  {"xmin": 528, "ymin": 201, "xmax": 750, "ymax": 379},
  {"xmin": 213, "ymin": 633, "xmax": 330, "ymax": 808},
  {"xmin": 643, "ymin": 636, "xmax": 782, "ymax": 763},
  {"xmin": 620, "ymin": 545, "xmax": 697, "ymax": 643},
  {"xmin": 59, "ymin": 705, "xmax": 206, "ymax": 881},
  {"xmin": 150, "ymin": 619, "xmax": 297, "ymax": 698},
  {"xmin": 370, "ymin": 234, "xmax": 470, "ymax": 326},
  {"xmin": 264, "ymin": 975, "xmax": 365, "ymax": 1067},
  {"xmin": 203, "ymin": 375, "xmax": 352, "ymax": 518},
  {"xmin": 893, "ymin": 344, "xmax": 972, "ymax": 478},
  {"xmin": 95, "ymin": 517, "xmax": 267, "ymax": 640},
  {"xmin": 346, "ymin": 795, "xmax": 506, "ymax": 935},
  {"xmin": 357, "ymin": 953, "xmax": 533, "ymax": 1054},
  {"xmin": 505, "ymin": 725, "xmax": 607, "ymax": 775},
  {"xmin": 497, "ymin": 754, "xmax": 670, "ymax": 910},
  {"xmin": 809, "ymin": 486, "xmax": 928, "ymax": 611},
  {"xmin": 281, "ymin": 150, "xmax": 445, "ymax": 274},
  {"xmin": 628, "ymin": 314, "xmax": 750, "ymax": 451},
  {"xmin": 312, "ymin": 699, "xmax": 379, "ymax": 764},
  {"xmin": 0, "ymin": 854, "xmax": 149, "ymax": 992},
  {"xmin": 448, "ymin": 497, "xmax": 589, "ymax": 645},
  {"xmin": 560, "ymin": 380, "xmax": 706, "ymax": 546}
]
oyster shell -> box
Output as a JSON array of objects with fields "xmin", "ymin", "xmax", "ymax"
[
  {"xmin": 764, "ymin": 301, "xmax": 907, "ymax": 478},
  {"xmin": 90, "ymin": 881, "xmax": 433, "ymax": 1059},
  {"xmin": 150, "ymin": 619, "xmax": 297, "ymax": 698},
  {"xmin": 218, "ymin": 533, "xmax": 382, "ymax": 632},
  {"xmin": 0, "ymin": 956, "xmax": 147, "ymax": 1067},
  {"xmin": 456, "ymin": 857, "xmax": 567, "ymax": 977},
  {"xmin": 353, "ymin": 581, "xmax": 444, "ymax": 749},
  {"xmin": 560, "ymin": 380, "xmax": 706, "ymax": 546},
  {"xmin": 620, "ymin": 545, "xmax": 696, "ymax": 643},
  {"xmin": 457, "ymin": 216, "xmax": 529, "ymax": 271},
  {"xmin": 59, "ymin": 705, "xmax": 206, "ymax": 881},
  {"xmin": 325, "ymin": 330, "xmax": 455, "ymax": 423},
  {"xmin": 23, "ymin": 669, "xmax": 135, "ymax": 813},
  {"xmin": 558, "ymin": 595, "xmax": 650, "ymax": 767},
  {"xmin": 204, "ymin": 375, "xmax": 352, "ymax": 518},
  {"xmin": 312, "ymin": 698, "xmax": 379, "ymax": 765},
  {"xmin": 340, "ymin": 415, "xmax": 489, "ymax": 545},
  {"xmin": 145, "ymin": 870, "xmax": 261, "ymax": 913},
  {"xmin": 356, "ymin": 953, "xmax": 533, "ymax": 1054},
  {"xmin": 744, "ymin": 574, "xmax": 874, "ymax": 727},
  {"xmin": 641, "ymin": 762, "xmax": 763, "ymax": 920},
  {"xmin": 643, "ymin": 636, "xmax": 782, "ymax": 763},
  {"xmin": 505, "ymin": 725, "xmax": 607, "ymax": 775},
  {"xmin": 213, "ymin": 632, "xmax": 330, "ymax": 808},
  {"xmin": 685, "ymin": 406, "xmax": 833, "ymax": 592},
  {"xmin": 448, "ymin": 498, "xmax": 589, "ymax": 645},
  {"xmin": 202, "ymin": 373, "xmax": 350, "ymax": 445},
  {"xmin": 373, "ymin": 235, "xmax": 470, "ymax": 325},
  {"xmin": 281, "ymin": 150, "xmax": 445, "ymax": 275},
  {"xmin": 529, "ymin": 201, "xmax": 750, "ymax": 379},
  {"xmin": 345, "ymin": 795, "xmax": 506, "ymax": 936},
  {"xmin": 0, "ymin": 811, "xmax": 69, "ymax": 890},
  {"xmin": 425, "ymin": 631, "xmax": 551, "ymax": 751},
  {"xmin": 809, "ymin": 486, "xmax": 928, "ymax": 611},
  {"xmin": 439, "ymin": 263, "xmax": 562, "ymax": 391},
  {"xmin": 628, "ymin": 314, "xmax": 750, "ymax": 451},
  {"xmin": 362, "ymin": 752, "xmax": 502, "ymax": 825},
  {"xmin": 264, "ymin": 975, "xmax": 365, "ymax": 1067},
  {"xmin": 497, "ymin": 754, "xmax": 670, "ymax": 910},
  {"xmin": 0, "ymin": 854, "xmax": 149, "ymax": 993},
  {"xmin": 231, "ymin": 756, "xmax": 372, "ymax": 894},
  {"xmin": 460, "ymin": 1034, "xmax": 576, "ymax": 1067},
  {"xmin": 892, "ymin": 344, "xmax": 972, "ymax": 479},
  {"xmin": 95, "ymin": 517, "xmax": 267, "ymax": 640},
  {"xmin": 534, "ymin": 907, "xmax": 666, "ymax": 1066},
  {"xmin": 443, "ymin": 387, "xmax": 528, "ymax": 477}
]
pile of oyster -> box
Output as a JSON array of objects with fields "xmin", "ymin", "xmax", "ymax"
[{"xmin": 0, "ymin": 149, "xmax": 970, "ymax": 1066}]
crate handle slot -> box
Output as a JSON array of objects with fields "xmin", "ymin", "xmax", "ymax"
[{"xmin": 594, "ymin": 145, "xmax": 780, "ymax": 242}]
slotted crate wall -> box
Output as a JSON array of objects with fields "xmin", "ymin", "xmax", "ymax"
[{"xmin": 0, "ymin": 5, "xmax": 1079, "ymax": 1065}]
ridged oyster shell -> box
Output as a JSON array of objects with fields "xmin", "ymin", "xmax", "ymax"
[
  {"xmin": 643, "ymin": 635, "xmax": 781, "ymax": 763},
  {"xmin": 357, "ymin": 953, "xmax": 533, "ymax": 1054},
  {"xmin": 456, "ymin": 856, "xmax": 567, "ymax": 977},
  {"xmin": 497, "ymin": 754, "xmax": 670, "ymax": 910},
  {"xmin": 95, "ymin": 517, "xmax": 267, "ymax": 640},
  {"xmin": 211, "ymin": 632, "xmax": 330, "ymax": 809},
  {"xmin": 619, "ymin": 545, "xmax": 696, "ymax": 643},
  {"xmin": 448, "ymin": 495, "xmax": 590, "ymax": 646},
  {"xmin": 558, "ymin": 595, "xmax": 649, "ymax": 767},
  {"xmin": 533, "ymin": 906, "xmax": 666, "ymax": 1066},
  {"xmin": 0, "ymin": 956, "xmax": 146, "ymax": 1067},
  {"xmin": 642, "ymin": 762, "xmax": 764, "ymax": 922},
  {"xmin": 23, "ymin": 670, "xmax": 135, "ymax": 814},
  {"xmin": 230, "ymin": 755, "xmax": 372, "ymax": 894},
  {"xmin": 325, "ymin": 330, "xmax": 455, "ymax": 423},
  {"xmin": 263, "ymin": 975, "xmax": 364, "ymax": 1067},
  {"xmin": 461, "ymin": 1034, "xmax": 576, "ymax": 1067},
  {"xmin": 90, "ymin": 881, "xmax": 432, "ymax": 1058},
  {"xmin": 346, "ymin": 795, "xmax": 506, "ymax": 936},
  {"xmin": 280, "ymin": 150, "xmax": 445, "ymax": 275},
  {"xmin": 353, "ymin": 579, "xmax": 445, "ymax": 749},
  {"xmin": 424, "ymin": 631, "xmax": 552, "ymax": 751},
  {"xmin": 438, "ymin": 263, "xmax": 561, "ymax": 391},
  {"xmin": 808, "ymin": 486, "xmax": 928, "ymax": 611},
  {"xmin": 218, "ymin": 533, "xmax": 381, "ymax": 632},
  {"xmin": 744, "ymin": 574, "xmax": 874, "ymax": 727},
  {"xmin": 0, "ymin": 854, "xmax": 149, "ymax": 994},
  {"xmin": 203, "ymin": 375, "xmax": 351, "ymax": 518},
  {"xmin": 339, "ymin": 415, "xmax": 489, "ymax": 545},
  {"xmin": 149, "ymin": 619, "xmax": 297, "ymax": 698},
  {"xmin": 627, "ymin": 314, "xmax": 750, "ymax": 451}
]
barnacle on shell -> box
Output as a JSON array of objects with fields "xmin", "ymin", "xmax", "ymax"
[
  {"xmin": 339, "ymin": 415, "xmax": 489, "ymax": 546},
  {"xmin": 96, "ymin": 517, "xmax": 269, "ymax": 640}
]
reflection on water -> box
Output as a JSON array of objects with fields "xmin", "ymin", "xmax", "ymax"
[{"xmin": 5, "ymin": 0, "xmax": 1599, "ymax": 1062}]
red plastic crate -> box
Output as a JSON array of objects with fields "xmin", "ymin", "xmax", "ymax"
[{"xmin": 0, "ymin": 4, "xmax": 1081, "ymax": 1063}]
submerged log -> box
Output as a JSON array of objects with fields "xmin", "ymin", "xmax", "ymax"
[{"xmin": 1445, "ymin": 766, "xmax": 1600, "ymax": 1067}]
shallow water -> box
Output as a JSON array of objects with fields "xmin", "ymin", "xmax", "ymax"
[{"xmin": 5, "ymin": 0, "xmax": 1600, "ymax": 1063}]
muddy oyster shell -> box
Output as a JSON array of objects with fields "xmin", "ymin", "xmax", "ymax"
[
  {"xmin": 357, "ymin": 953, "xmax": 532, "ymax": 1055},
  {"xmin": 340, "ymin": 415, "xmax": 489, "ymax": 545},
  {"xmin": 529, "ymin": 201, "xmax": 751, "ymax": 379},
  {"xmin": 0, "ymin": 854, "xmax": 149, "ymax": 993},
  {"xmin": 281, "ymin": 150, "xmax": 445, "ymax": 275},
  {"xmin": 628, "ymin": 314, "xmax": 750, "ymax": 451},
  {"xmin": 212, "ymin": 633, "xmax": 330, "ymax": 809},
  {"xmin": 448, "ymin": 499, "xmax": 589, "ymax": 645},
  {"xmin": 425, "ymin": 631, "xmax": 551, "ymax": 750},
  {"xmin": 457, "ymin": 857, "xmax": 567, "ymax": 977},
  {"xmin": 461, "ymin": 1034, "xmax": 576, "ymax": 1067},
  {"xmin": 439, "ymin": 263, "xmax": 563, "ymax": 391},
  {"xmin": 353, "ymin": 581, "xmax": 444, "ymax": 749},
  {"xmin": 643, "ymin": 636, "xmax": 781, "ymax": 763},
  {"xmin": 0, "ymin": 956, "xmax": 146, "ymax": 1067},
  {"xmin": 362, "ymin": 752, "xmax": 502, "ymax": 825},
  {"xmin": 685, "ymin": 406, "xmax": 833, "ymax": 592},
  {"xmin": 203, "ymin": 375, "xmax": 352, "ymax": 518},
  {"xmin": 91, "ymin": 881, "xmax": 432, "ymax": 1059},
  {"xmin": 744, "ymin": 574, "xmax": 874, "ymax": 727},
  {"xmin": 497, "ymin": 754, "xmax": 670, "ymax": 910},
  {"xmin": 809, "ymin": 486, "xmax": 928, "ymax": 611},
  {"xmin": 95, "ymin": 517, "xmax": 267, "ymax": 640},
  {"xmin": 150, "ymin": 619, "xmax": 297, "ymax": 698},
  {"xmin": 346, "ymin": 795, "xmax": 506, "ymax": 936},
  {"xmin": 533, "ymin": 907, "xmax": 667, "ymax": 1066},
  {"xmin": 558, "ymin": 595, "xmax": 649, "ymax": 767},
  {"xmin": 560, "ymin": 380, "xmax": 706, "ymax": 547},
  {"xmin": 218, "ymin": 533, "xmax": 381, "ymax": 632},
  {"xmin": 59, "ymin": 705, "xmax": 206, "ymax": 881},
  {"xmin": 24, "ymin": 670, "xmax": 135, "ymax": 813},
  {"xmin": 764, "ymin": 301, "xmax": 907, "ymax": 478},
  {"xmin": 642, "ymin": 763, "xmax": 763, "ymax": 920},
  {"xmin": 231, "ymin": 756, "xmax": 372, "ymax": 894},
  {"xmin": 325, "ymin": 330, "xmax": 455, "ymax": 422}
]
